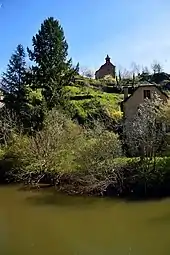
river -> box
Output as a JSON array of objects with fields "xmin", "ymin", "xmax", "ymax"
[{"xmin": 0, "ymin": 186, "xmax": 170, "ymax": 255}]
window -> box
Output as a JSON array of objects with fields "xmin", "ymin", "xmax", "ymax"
[{"xmin": 144, "ymin": 90, "xmax": 151, "ymax": 99}]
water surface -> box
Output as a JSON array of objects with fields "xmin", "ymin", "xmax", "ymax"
[{"xmin": 0, "ymin": 186, "xmax": 170, "ymax": 255}]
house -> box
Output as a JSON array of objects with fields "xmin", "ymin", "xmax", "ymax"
[
  {"xmin": 121, "ymin": 82, "xmax": 168, "ymax": 119},
  {"xmin": 95, "ymin": 55, "xmax": 116, "ymax": 79}
]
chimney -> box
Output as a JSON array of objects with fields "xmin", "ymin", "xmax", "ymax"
[{"xmin": 124, "ymin": 86, "xmax": 128, "ymax": 100}]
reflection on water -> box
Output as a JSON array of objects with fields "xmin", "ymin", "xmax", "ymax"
[{"xmin": 0, "ymin": 186, "xmax": 170, "ymax": 255}]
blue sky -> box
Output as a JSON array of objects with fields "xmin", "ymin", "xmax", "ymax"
[{"xmin": 0, "ymin": 0, "xmax": 170, "ymax": 74}]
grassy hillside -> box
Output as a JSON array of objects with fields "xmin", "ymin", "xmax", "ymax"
[{"xmin": 64, "ymin": 76, "xmax": 123, "ymax": 124}]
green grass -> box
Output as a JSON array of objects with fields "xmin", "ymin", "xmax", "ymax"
[{"xmin": 64, "ymin": 83, "xmax": 123, "ymax": 122}]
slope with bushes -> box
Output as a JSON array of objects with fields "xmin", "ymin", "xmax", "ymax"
[{"xmin": 64, "ymin": 76, "xmax": 123, "ymax": 125}]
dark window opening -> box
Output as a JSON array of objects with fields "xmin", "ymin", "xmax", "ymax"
[{"xmin": 144, "ymin": 90, "xmax": 151, "ymax": 99}]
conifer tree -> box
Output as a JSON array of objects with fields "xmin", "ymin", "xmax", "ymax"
[
  {"xmin": 2, "ymin": 44, "xmax": 27, "ymax": 115},
  {"xmin": 27, "ymin": 17, "xmax": 78, "ymax": 109}
]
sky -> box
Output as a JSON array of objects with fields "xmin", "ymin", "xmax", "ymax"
[{"xmin": 0, "ymin": 0, "xmax": 170, "ymax": 74}]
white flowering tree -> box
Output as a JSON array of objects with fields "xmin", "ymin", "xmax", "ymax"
[
  {"xmin": 123, "ymin": 93, "xmax": 168, "ymax": 194},
  {"xmin": 123, "ymin": 93, "xmax": 166, "ymax": 160}
]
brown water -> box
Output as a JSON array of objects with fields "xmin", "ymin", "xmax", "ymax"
[{"xmin": 0, "ymin": 186, "xmax": 170, "ymax": 255}]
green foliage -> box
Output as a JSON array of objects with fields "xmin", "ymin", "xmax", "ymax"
[
  {"xmin": 64, "ymin": 85, "xmax": 122, "ymax": 124},
  {"xmin": 1, "ymin": 107, "xmax": 170, "ymax": 197},
  {"xmin": 0, "ymin": 133, "xmax": 30, "ymax": 182},
  {"xmin": 0, "ymin": 110, "xmax": 84, "ymax": 183},
  {"xmin": 1, "ymin": 45, "xmax": 45, "ymax": 132},
  {"xmin": 27, "ymin": 17, "xmax": 78, "ymax": 109},
  {"xmin": 118, "ymin": 156, "xmax": 170, "ymax": 197},
  {"xmin": 23, "ymin": 86, "xmax": 45, "ymax": 131},
  {"xmin": 25, "ymin": 87, "xmax": 43, "ymax": 106},
  {"xmin": 0, "ymin": 109, "xmax": 122, "ymax": 185},
  {"xmin": 2, "ymin": 44, "xmax": 27, "ymax": 115},
  {"xmin": 0, "ymin": 107, "xmax": 21, "ymax": 145},
  {"xmin": 76, "ymin": 129, "xmax": 122, "ymax": 174},
  {"xmin": 25, "ymin": 109, "xmax": 83, "ymax": 174}
]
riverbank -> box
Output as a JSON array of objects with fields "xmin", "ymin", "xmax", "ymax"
[
  {"xmin": 0, "ymin": 109, "xmax": 170, "ymax": 199},
  {"xmin": 1, "ymin": 155, "xmax": 170, "ymax": 199}
]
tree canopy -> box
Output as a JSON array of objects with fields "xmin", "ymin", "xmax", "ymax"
[
  {"xmin": 1, "ymin": 44, "xmax": 27, "ymax": 115},
  {"xmin": 27, "ymin": 17, "xmax": 78, "ymax": 109}
]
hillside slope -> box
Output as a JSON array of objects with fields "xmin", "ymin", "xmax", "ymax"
[{"xmin": 64, "ymin": 76, "xmax": 123, "ymax": 125}]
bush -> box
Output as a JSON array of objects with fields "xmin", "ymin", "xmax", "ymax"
[
  {"xmin": 21, "ymin": 109, "xmax": 84, "ymax": 182},
  {"xmin": 0, "ymin": 109, "xmax": 124, "ymax": 193},
  {"xmin": 77, "ymin": 129, "xmax": 122, "ymax": 172},
  {"xmin": 0, "ymin": 107, "xmax": 21, "ymax": 145},
  {"xmin": 68, "ymin": 126, "xmax": 123, "ymax": 195},
  {"xmin": 116, "ymin": 157, "xmax": 170, "ymax": 198},
  {"xmin": 0, "ymin": 134, "xmax": 30, "ymax": 183},
  {"xmin": 0, "ymin": 109, "xmax": 83, "ymax": 184}
]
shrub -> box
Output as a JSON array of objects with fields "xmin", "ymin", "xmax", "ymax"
[
  {"xmin": 21, "ymin": 109, "xmax": 83, "ymax": 181},
  {"xmin": 70, "ymin": 126, "xmax": 123, "ymax": 195},
  {"xmin": 116, "ymin": 157, "xmax": 170, "ymax": 197},
  {"xmin": 77, "ymin": 130, "xmax": 122, "ymax": 172},
  {"xmin": 0, "ymin": 109, "xmax": 84, "ymax": 184},
  {"xmin": 0, "ymin": 133, "xmax": 30, "ymax": 182},
  {"xmin": 0, "ymin": 107, "xmax": 21, "ymax": 145}
]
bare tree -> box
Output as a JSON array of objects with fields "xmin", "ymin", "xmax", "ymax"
[
  {"xmin": 118, "ymin": 67, "xmax": 133, "ymax": 79},
  {"xmin": 131, "ymin": 62, "xmax": 141, "ymax": 75},
  {"xmin": 142, "ymin": 66, "xmax": 150, "ymax": 74},
  {"xmin": 151, "ymin": 60, "xmax": 163, "ymax": 74},
  {"xmin": 80, "ymin": 67, "xmax": 94, "ymax": 78}
]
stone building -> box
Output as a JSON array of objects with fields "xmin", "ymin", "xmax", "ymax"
[
  {"xmin": 95, "ymin": 55, "xmax": 116, "ymax": 79},
  {"xmin": 121, "ymin": 83, "xmax": 168, "ymax": 119}
]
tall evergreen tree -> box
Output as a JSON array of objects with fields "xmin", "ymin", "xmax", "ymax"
[
  {"xmin": 27, "ymin": 17, "xmax": 78, "ymax": 109},
  {"xmin": 2, "ymin": 44, "xmax": 27, "ymax": 115}
]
